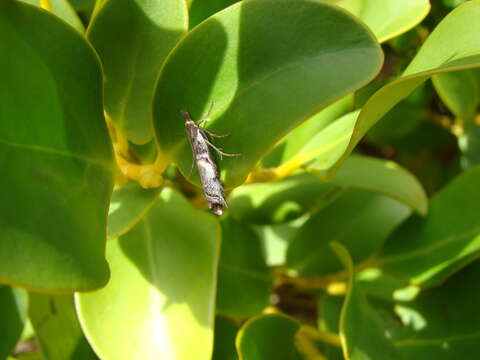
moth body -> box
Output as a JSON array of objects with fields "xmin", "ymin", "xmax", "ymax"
[{"xmin": 181, "ymin": 110, "xmax": 228, "ymax": 215}]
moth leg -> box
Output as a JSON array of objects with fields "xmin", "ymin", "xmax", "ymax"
[
  {"xmin": 201, "ymin": 127, "xmax": 230, "ymax": 138},
  {"xmin": 187, "ymin": 152, "xmax": 196, "ymax": 178},
  {"xmin": 204, "ymin": 138, "xmax": 241, "ymax": 159}
]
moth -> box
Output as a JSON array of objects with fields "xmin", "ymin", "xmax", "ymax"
[{"xmin": 181, "ymin": 109, "xmax": 239, "ymax": 216}]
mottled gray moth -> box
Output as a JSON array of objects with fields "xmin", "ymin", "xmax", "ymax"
[{"xmin": 181, "ymin": 109, "xmax": 239, "ymax": 216}]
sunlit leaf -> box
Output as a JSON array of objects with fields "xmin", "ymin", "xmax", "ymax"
[
  {"xmin": 107, "ymin": 182, "xmax": 161, "ymax": 239},
  {"xmin": 229, "ymin": 173, "xmax": 338, "ymax": 225},
  {"xmin": 0, "ymin": 0, "xmax": 114, "ymax": 291},
  {"xmin": 329, "ymin": 1, "xmax": 480, "ymax": 177},
  {"xmin": 376, "ymin": 166, "xmax": 480, "ymax": 287},
  {"xmin": 325, "ymin": 0, "xmax": 430, "ymax": 42},
  {"xmin": 153, "ymin": 0, "xmax": 383, "ymax": 187},
  {"xmin": 76, "ymin": 189, "xmax": 220, "ymax": 360},
  {"xmin": 287, "ymin": 189, "xmax": 409, "ymax": 276},
  {"xmin": 331, "ymin": 243, "xmax": 397, "ymax": 360},
  {"xmin": 21, "ymin": 0, "xmax": 84, "ymax": 32},
  {"xmin": 88, "ymin": 0, "xmax": 188, "ymax": 144},
  {"xmin": 392, "ymin": 261, "xmax": 480, "ymax": 358},
  {"xmin": 329, "ymin": 154, "xmax": 428, "ymax": 215}
]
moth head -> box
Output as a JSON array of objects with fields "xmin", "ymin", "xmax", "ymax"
[{"xmin": 180, "ymin": 109, "xmax": 195, "ymax": 129}]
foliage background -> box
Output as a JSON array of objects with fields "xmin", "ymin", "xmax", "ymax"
[{"xmin": 2, "ymin": 0, "xmax": 480, "ymax": 359}]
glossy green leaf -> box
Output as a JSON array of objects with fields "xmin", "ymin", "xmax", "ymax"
[
  {"xmin": 329, "ymin": 1, "xmax": 480, "ymax": 177},
  {"xmin": 232, "ymin": 154, "xmax": 426, "ymax": 226},
  {"xmin": 256, "ymin": 217, "xmax": 307, "ymax": 266},
  {"xmin": 213, "ymin": 316, "xmax": 239, "ymax": 360},
  {"xmin": 331, "ymin": 243, "xmax": 397, "ymax": 360},
  {"xmin": 87, "ymin": 0, "xmax": 188, "ymax": 144},
  {"xmin": 355, "ymin": 268, "xmax": 418, "ymax": 302},
  {"xmin": 283, "ymin": 110, "xmax": 360, "ymax": 177},
  {"xmin": 9, "ymin": 354, "xmax": 44, "ymax": 360},
  {"xmin": 317, "ymin": 295, "xmax": 344, "ymax": 360},
  {"xmin": 329, "ymin": 154, "xmax": 428, "ymax": 215},
  {"xmin": 386, "ymin": 121, "xmax": 461, "ymax": 194},
  {"xmin": 153, "ymin": 0, "xmax": 383, "ymax": 187},
  {"xmin": 432, "ymin": 70, "xmax": 479, "ymax": 124},
  {"xmin": 459, "ymin": 127, "xmax": 480, "ymax": 168},
  {"xmin": 262, "ymin": 95, "xmax": 354, "ymax": 168},
  {"xmin": 0, "ymin": 0, "xmax": 114, "ymax": 291},
  {"xmin": 392, "ymin": 260, "xmax": 480, "ymax": 358},
  {"xmin": 21, "ymin": 0, "xmax": 84, "ymax": 32},
  {"xmin": 217, "ymin": 218, "xmax": 271, "ymax": 318},
  {"xmin": 236, "ymin": 314, "xmax": 302, "ymax": 360},
  {"xmin": 319, "ymin": 294, "xmax": 343, "ymax": 334},
  {"xmin": 29, "ymin": 293, "xmax": 97, "ymax": 360},
  {"xmin": 366, "ymin": 84, "xmax": 427, "ymax": 144},
  {"xmin": 0, "ymin": 286, "xmax": 28, "ymax": 359},
  {"xmin": 228, "ymin": 173, "xmax": 339, "ymax": 225},
  {"xmin": 107, "ymin": 182, "xmax": 161, "ymax": 239},
  {"xmin": 189, "ymin": 0, "xmax": 238, "ymax": 28},
  {"xmin": 325, "ymin": 0, "xmax": 430, "ymax": 42},
  {"xmin": 433, "ymin": 69, "xmax": 480, "ymax": 168},
  {"xmin": 287, "ymin": 188, "xmax": 410, "ymax": 276},
  {"xmin": 76, "ymin": 189, "xmax": 220, "ymax": 360},
  {"xmin": 442, "ymin": 0, "xmax": 468, "ymax": 8},
  {"xmin": 375, "ymin": 166, "xmax": 480, "ymax": 287}
]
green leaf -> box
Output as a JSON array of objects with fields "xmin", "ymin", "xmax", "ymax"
[
  {"xmin": 282, "ymin": 110, "xmax": 360, "ymax": 177},
  {"xmin": 28, "ymin": 293, "xmax": 97, "ymax": 360},
  {"xmin": 217, "ymin": 218, "xmax": 271, "ymax": 318},
  {"xmin": 366, "ymin": 84, "xmax": 428, "ymax": 144},
  {"xmin": 331, "ymin": 243, "xmax": 397, "ymax": 360},
  {"xmin": 0, "ymin": 286, "xmax": 28, "ymax": 359},
  {"xmin": 329, "ymin": 154, "xmax": 428, "ymax": 215},
  {"xmin": 375, "ymin": 166, "xmax": 480, "ymax": 287},
  {"xmin": 236, "ymin": 314, "xmax": 302, "ymax": 360},
  {"xmin": 432, "ymin": 69, "xmax": 480, "ymax": 168},
  {"xmin": 286, "ymin": 188, "xmax": 410, "ymax": 276},
  {"xmin": 213, "ymin": 316, "xmax": 239, "ymax": 360},
  {"xmin": 385, "ymin": 122, "xmax": 461, "ymax": 194},
  {"xmin": 329, "ymin": 1, "xmax": 480, "ymax": 177},
  {"xmin": 228, "ymin": 173, "xmax": 339, "ymax": 225},
  {"xmin": 107, "ymin": 182, "xmax": 161, "ymax": 239},
  {"xmin": 76, "ymin": 189, "xmax": 220, "ymax": 360},
  {"xmin": 153, "ymin": 0, "xmax": 383, "ymax": 187},
  {"xmin": 87, "ymin": 0, "xmax": 188, "ymax": 144},
  {"xmin": 317, "ymin": 295, "xmax": 346, "ymax": 360},
  {"xmin": 319, "ymin": 294, "xmax": 343, "ymax": 334},
  {"xmin": 459, "ymin": 127, "xmax": 480, "ymax": 168},
  {"xmin": 189, "ymin": 0, "xmax": 238, "ymax": 28},
  {"xmin": 20, "ymin": 0, "xmax": 85, "ymax": 32},
  {"xmin": 232, "ymin": 154, "xmax": 426, "ymax": 225},
  {"xmin": 355, "ymin": 268, "xmax": 418, "ymax": 302},
  {"xmin": 262, "ymin": 95, "xmax": 354, "ymax": 168},
  {"xmin": 325, "ymin": 0, "xmax": 430, "ymax": 43},
  {"xmin": 392, "ymin": 260, "xmax": 480, "ymax": 358},
  {"xmin": 256, "ymin": 218, "xmax": 307, "ymax": 266},
  {"xmin": 0, "ymin": 0, "xmax": 114, "ymax": 291},
  {"xmin": 432, "ymin": 70, "xmax": 479, "ymax": 124}
]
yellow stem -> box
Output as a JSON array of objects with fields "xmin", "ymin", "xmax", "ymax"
[{"xmin": 299, "ymin": 325, "xmax": 342, "ymax": 347}]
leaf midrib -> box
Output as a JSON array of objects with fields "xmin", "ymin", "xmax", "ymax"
[{"xmin": 0, "ymin": 138, "xmax": 112, "ymax": 170}]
